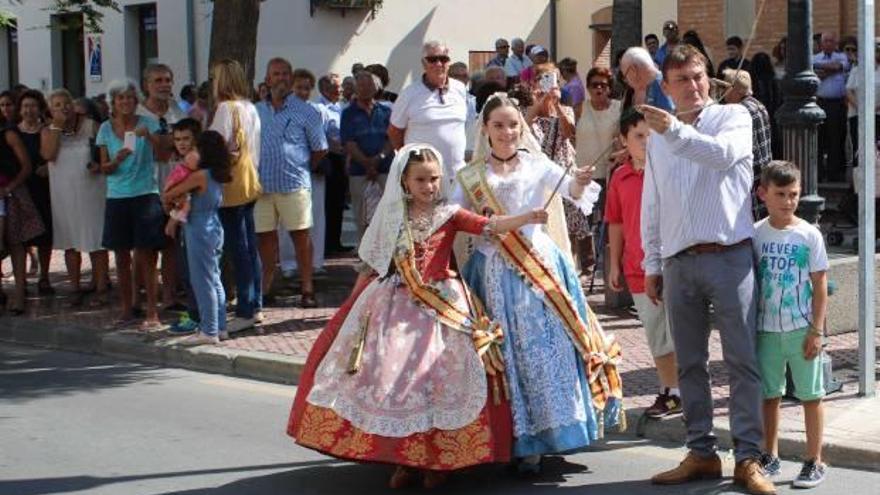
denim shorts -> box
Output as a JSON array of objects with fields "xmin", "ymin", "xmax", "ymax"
[
  {"xmin": 102, "ymin": 193, "xmax": 166, "ymax": 251},
  {"xmin": 757, "ymin": 328, "xmax": 825, "ymax": 402}
]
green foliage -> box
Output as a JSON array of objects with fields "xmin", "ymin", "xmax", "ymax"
[{"xmin": 1, "ymin": 0, "xmax": 120, "ymax": 33}]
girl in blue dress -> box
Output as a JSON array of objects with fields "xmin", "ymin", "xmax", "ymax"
[
  {"xmin": 454, "ymin": 94, "xmax": 623, "ymax": 473},
  {"xmin": 161, "ymin": 130, "xmax": 231, "ymax": 345}
]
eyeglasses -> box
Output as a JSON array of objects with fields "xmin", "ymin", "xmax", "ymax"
[
  {"xmin": 424, "ymin": 55, "xmax": 451, "ymax": 65},
  {"xmin": 589, "ymin": 82, "xmax": 610, "ymax": 89}
]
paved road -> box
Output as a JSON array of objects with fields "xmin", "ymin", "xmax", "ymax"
[{"xmin": 2, "ymin": 344, "xmax": 878, "ymax": 495}]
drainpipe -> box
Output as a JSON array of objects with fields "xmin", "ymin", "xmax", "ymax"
[
  {"xmin": 549, "ymin": 0, "xmax": 558, "ymax": 61},
  {"xmin": 185, "ymin": 0, "xmax": 196, "ymax": 84}
]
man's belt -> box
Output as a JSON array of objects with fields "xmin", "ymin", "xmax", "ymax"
[{"xmin": 678, "ymin": 238, "xmax": 751, "ymax": 256}]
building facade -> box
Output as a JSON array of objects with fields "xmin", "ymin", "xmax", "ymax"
[{"xmin": 1, "ymin": 0, "xmax": 679, "ymax": 97}]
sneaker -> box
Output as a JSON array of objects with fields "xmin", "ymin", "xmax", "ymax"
[
  {"xmin": 219, "ymin": 330, "xmax": 229, "ymax": 341},
  {"xmin": 226, "ymin": 317, "xmax": 255, "ymax": 334},
  {"xmin": 254, "ymin": 311, "xmax": 265, "ymax": 324},
  {"xmin": 759, "ymin": 452, "xmax": 781, "ymax": 476},
  {"xmin": 645, "ymin": 393, "xmax": 683, "ymax": 418},
  {"xmin": 168, "ymin": 316, "xmax": 199, "ymax": 335},
  {"xmin": 792, "ymin": 459, "xmax": 826, "ymax": 488},
  {"xmin": 176, "ymin": 332, "xmax": 219, "ymax": 346}
]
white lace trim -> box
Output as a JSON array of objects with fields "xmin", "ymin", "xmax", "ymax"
[{"xmin": 306, "ymin": 278, "xmax": 488, "ymax": 438}]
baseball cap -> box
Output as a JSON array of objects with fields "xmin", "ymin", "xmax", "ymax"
[{"xmin": 529, "ymin": 45, "xmax": 548, "ymax": 57}]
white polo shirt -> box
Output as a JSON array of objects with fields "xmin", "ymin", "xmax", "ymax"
[{"xmin": 390, "ymin": 77, "xmax": 468, "ymax": 186}]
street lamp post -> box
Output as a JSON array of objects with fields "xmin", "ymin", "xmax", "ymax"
[{"xmin": 776, "ymin": 0, "xmax": 825, "ymax": 225}]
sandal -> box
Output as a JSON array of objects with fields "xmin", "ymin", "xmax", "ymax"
[
  {"xmin": 300, "ymin": 292, "xmax": 317, "ymax": 308},
  {"xmin": 37, "ymin": 279, "xmax": 56, "ymax": 296},
  {"xmin": 388, "ymin": 466, "xmax": 418, "ymax": 489},
  {"xmin": 69, "ymin": 291, "xmax": 87, "ymax": 308},
  {"xmin": 422, "ymin": 471, "xmax": 449, "ymax": 489}
]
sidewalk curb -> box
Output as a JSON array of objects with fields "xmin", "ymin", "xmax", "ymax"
[
  {"xmin": 622, "ymin": 409, "xmax": 880, "ymax": 472},
  {"xmin": 2, "ymin": 317, "xmax": 878, "ymax": 472},
  {"xmin": 0, "ymin": 317, "xmax": 305, "ymax": 385}
]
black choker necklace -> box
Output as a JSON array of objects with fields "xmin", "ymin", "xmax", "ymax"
[{"xmin": 491, "ymin": 150, "xmax": 518, "ymax": 164}]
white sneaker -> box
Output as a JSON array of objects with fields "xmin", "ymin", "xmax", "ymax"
[
  {"xmin": 226, "ymin": 317, "xmax": 255, "ymax": 334},
  {"xmin": 177, "ymin": 332, "xmax": 219, "ymax": 346},
  {"xmin": 254, "ymin": 311, "xmax": 265, "ymax": 324}
]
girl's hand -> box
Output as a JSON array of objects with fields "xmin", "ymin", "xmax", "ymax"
[
  {"xmin": 573, "ymin": 166, "xmax": 593, "ymax": 186},
  {"xmin": 528, "ymin": 208, "xmax": 548, "ymax": 224}
]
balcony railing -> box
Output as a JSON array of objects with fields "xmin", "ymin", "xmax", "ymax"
[{"xmin": 310, "ymin": 0, "xmax": 383, "ymax": 17}]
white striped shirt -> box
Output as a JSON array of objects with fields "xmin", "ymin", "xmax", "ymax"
[{"xmin": 641, "ymin": 103, "xmax": 755, "ymax": 275}]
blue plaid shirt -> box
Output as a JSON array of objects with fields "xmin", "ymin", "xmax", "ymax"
[{"xmin": 257, "ymin": 94, "xmax": 328, "ymax": 193}]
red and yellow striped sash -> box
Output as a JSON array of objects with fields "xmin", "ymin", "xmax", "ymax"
[
  {"xmin": 392, "ymin": 221, "xmax": 509, "ymax": 404},
  {"xmin": 457, "ymin": 162, "xmax": 623, "ymax": 413}
]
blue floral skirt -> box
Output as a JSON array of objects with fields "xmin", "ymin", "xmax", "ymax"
[{"xmin": 463, "ymin": 236, "xmax": 599, "ymax": 457}]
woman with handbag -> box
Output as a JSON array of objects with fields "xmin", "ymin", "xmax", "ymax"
[{"xmin": 209, "ymin": 59, "xmax": 263, "ymax": 331}]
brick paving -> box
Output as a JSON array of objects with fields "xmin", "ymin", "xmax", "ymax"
[{"xmin": 2, "ymin": 251, "xmax": 878, "ymax": 418}]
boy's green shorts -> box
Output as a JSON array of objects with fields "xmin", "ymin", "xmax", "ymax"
[{"xmin": 757, "ymin": 328, "xmax": 825, "ymax": 402}]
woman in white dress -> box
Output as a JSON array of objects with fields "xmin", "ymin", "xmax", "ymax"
[{"xmin": 42, "ymin": 88, "xmax": 109, "ymax": 305}]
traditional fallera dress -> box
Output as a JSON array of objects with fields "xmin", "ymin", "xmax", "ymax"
[
  {"xmin": 288, "ymin": 146, "xmax": 512, "ymax": 471},
  {"xmin": 455, "ymin": 150, "xmax": 624, "ymax": 458}
]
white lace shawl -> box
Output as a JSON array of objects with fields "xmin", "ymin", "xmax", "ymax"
[{"xmin": 358, "ymin": 143, "xmax": 458, "ymax": 276}]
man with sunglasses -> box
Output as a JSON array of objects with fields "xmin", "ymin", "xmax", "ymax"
[
  {"xmin": 136, "ymin": 63, "xmax": 185, "ymax": 314},
  {"xmin": 389, "ymin": 40, "xmax": 468, "ymax": 192},
  {"xmin": 654, "ymin": 20, "xmax": 680, "ymax": 67},
  {"xmin": 486, "ymin": 38, "xmax": 510, "ymax": 69}
]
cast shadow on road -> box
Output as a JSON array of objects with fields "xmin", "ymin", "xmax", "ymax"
[
  {"xmin": 0, "ymin": 346, "xmax": 165, "ymax": 401},
  {"xmin": 149, "ymin": 447, "xmax": 743, "ymax": 495},
  {"xmin": 0, "ymin": 460, "xmax": 338, "ymax": 495}
]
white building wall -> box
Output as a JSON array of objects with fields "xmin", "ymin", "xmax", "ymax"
[{"xmin": 4, "ymin": 0, "xmax": 679, "ymax": 96}]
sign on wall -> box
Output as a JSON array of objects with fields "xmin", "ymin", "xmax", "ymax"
[{"xmin": 87, "ymin": 34, "xmax": 102, "ymax": 82}]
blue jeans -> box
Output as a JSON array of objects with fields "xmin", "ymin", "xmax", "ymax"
[{"xmin": 219, "ymin": 202, "xmax": 262, "ymax": 318}]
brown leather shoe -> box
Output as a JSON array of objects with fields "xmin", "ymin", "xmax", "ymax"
[
  {"xmin": 733, "ymin": 458, "xmax": 777, "ymax": 495},
  {"xmin": 651, "ymin": 452, "xmax": 722, "ymax": 485}
]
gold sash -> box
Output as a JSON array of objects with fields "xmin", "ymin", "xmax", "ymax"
[
  {"xmin": 457, "ymin": 162, "xmax": 623, "ymax": 414},
  {"xmin": 349, "ymin": 210, "xmax": 509, "ymax": 404}
]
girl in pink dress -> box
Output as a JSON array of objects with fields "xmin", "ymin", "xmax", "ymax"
[{"xmin": 288, "ymin": 143, "xmax": 547, "ymax": 489}]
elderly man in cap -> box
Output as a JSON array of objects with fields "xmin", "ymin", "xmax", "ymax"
[
  {"xmin": 504, "ymin": 37, "xmax": 533, "ymax": 81},
  {"xmin": 486, "ymin": 38, "xmax": 510, "ymax": 68},
  {"xmin": 520, "ymin": 45, "xmax": 549, "ymax": 87},
  {"xmin": 722, "ymin": 69, "xmax": 772, "ymax": 185},
  {"xmin": 654, "ymin": 20, "xmax": 680, "ymax": 66}
]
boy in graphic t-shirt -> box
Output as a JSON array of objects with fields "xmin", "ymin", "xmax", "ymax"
[{"xmin": 754, "ymin": 160, "xmax": 829, "ymax": 489}]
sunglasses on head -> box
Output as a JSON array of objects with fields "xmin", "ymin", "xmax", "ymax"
[{"xmin": 424, "ymin": 55, "xmax": 451, "ymax": 64}]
